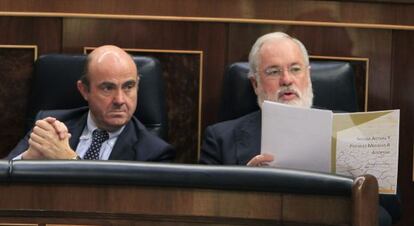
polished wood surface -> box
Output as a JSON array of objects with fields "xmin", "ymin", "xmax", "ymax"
[
  {"xmin": 0, "ymin": 1, "xmax": 412, "ymax": 225},
  {"xmin": 391, "ymin": 30, "xmax": 414, "ymax": 226},
  {"xmin": 0, "ymin": 17, "xmax": 61, "ymax": 53},
  {"xmin": 0, "ymin": 47, "xmax": 35, "ymax": 160},
  {"xmin": 0, "ymin": 175, "xmax": 377, "ymax": 226},
  {"xmin": 136, "ymin": 51, "xmax": 202, "ymax": 163},
  {"xmin": 1, "ymin": 0, "xmax": 414, "ymax": 26},
  {"xmin": 352, "ymin": 174, "xmax": 379, "ymax": 226}
]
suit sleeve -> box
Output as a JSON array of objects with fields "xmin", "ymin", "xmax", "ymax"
[
  {"xmin": 154, "ymin": 144, "xmax": 175, "ymax": 162},
  {"xmin": 134, "ymin": 131, "xmax": 176, "ymax": 162},
  {"xmin": 380, "ymin": 193, "xmax": 402, "ymax": 223},
  {"xmin": 199, "ymin": 125, "xmax": 223, "ymax": 165},
  {"xmin": 5, "ymin": 132, "xmax": 31, "ymax": 160}
]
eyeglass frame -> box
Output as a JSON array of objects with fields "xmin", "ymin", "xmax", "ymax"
[{"xmin": 257, "ymin": 64, "xmax": 310, "ymax": 78}]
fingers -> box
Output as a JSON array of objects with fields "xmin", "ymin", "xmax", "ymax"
[
  {"xmin": 51, "ymin": 120, "xmax": 69, "ymax": 140},
  {"xmin": 35, "ymin": 118, "xmax": 69, "ymax": 140},
  {"xmin": 261, "ymin": 153, "xmax": 274, "ymax": 162},
  {"xmin": 35, "ymin": 119, "xmax": 55, "ymax": 132},
  {"xmin": 32, "ymin": 123, "xmax": 55, "ymax": 141},
  {"xmin": 28, "ymin": 134, "xmax": 46, "ymax": 154},
  {"xmin": 43, "ymin": 117, "xmax": 57, "ymax": 124},
  {"xmin": 29, "ymin": 130, "xmax": 45, "ymax": 144},
  {"xmin": 28, "ymin": 117, "xmax": 74, "ymax": 159},
  {"xmin": 247, "ymin": 154, "xmax": 274, "ymax": 167},
  {"xmin": 29, "ymin": 130, "xmax": 73, "ymax": 159}
]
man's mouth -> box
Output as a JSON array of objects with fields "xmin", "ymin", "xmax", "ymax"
[
  {"xmin": 108, "ymin": 110, "xmax": 127, "ymax": 116},
  {"xmin": 279, "ymin": 90, "xmax": 299, "ymax": 101}
]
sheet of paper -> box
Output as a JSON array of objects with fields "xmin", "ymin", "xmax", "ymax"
[
  {"xmin": 261, "ymin": 101, "xmax": 333, "ymax": 173},
  {"xmin": 333, "ymin": 110, "xmax": 400, "ymax": 194}
]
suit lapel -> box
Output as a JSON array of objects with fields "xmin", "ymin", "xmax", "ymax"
[
  {"xmin": 67, "ymin": 113, "xmax": 87, "ymax": 150},
  {"xmin": 108, "ymin": 121, "xmax": 137, "ymax": 160},
  {"xmin": 235, "ymin": 111, "xmax": 261, "ymax": 165}
]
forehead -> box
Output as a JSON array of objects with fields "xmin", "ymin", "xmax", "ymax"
[
  {"xmin": 259, "ymin": 38, "xmax": 305, "ymax": 68},
  {"xmin": 88, "ymin": 54, "xmax": 138, "ymax": 83}
]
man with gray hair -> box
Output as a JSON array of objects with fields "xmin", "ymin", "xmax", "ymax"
[
  {"xmin": 200, "ymin": 31, "xmax": 313, "ymax": 166},
  {"xmin": 199, "ymin": 32, "xmax": 395, "ymax": 226}
]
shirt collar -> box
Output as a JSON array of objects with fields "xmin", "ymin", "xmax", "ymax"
[{"xmin": 80, "ymin": 111, "xmax": 125, "ymax": 139}]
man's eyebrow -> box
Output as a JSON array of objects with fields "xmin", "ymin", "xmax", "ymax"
[
  {"xmin": 123, "ymin": 80, "xmax": 137, "ymax": 85},
  {"xmin": 99, "ymin": 81, "xmax": 116, "ymax": 87},
  {"xmin": 265, "ymin": 65, "xmax": 281, "ymax": 70}
]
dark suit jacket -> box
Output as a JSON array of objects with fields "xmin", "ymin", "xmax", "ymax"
[
  {"xmin": 6, "ymin": 107, "xmax": 175, "ymax": 161},
  {"xmin": 199, "ymin": 110, "xmax": 401, "ymax": 224},
  {"xmin": 200, "ymin": 111, "xmax": 261, "ymax": 165}
]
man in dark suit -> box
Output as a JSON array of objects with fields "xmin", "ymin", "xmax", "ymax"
[
  {"xmin": 7, "ymin": 45, "xmax": 174, "ymax": 161},
  {"xmin": 199, "ymin": 32, "xmax": 397, "ymax": 226}
]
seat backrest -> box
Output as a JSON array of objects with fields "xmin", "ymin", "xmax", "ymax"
[
  {"xmin": 219, "ymin": 61, "xmax": 359, "ymax": 121},
  {"xmin": 25, "ymin": 54, "xmax": 168, "ymax": 140}
]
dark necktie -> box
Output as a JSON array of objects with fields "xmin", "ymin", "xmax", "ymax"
[{"xmin": 83, "ymin": 130, "xmax": 109, "ymax": 160}]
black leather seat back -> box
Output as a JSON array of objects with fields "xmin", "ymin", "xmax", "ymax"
[
  {"xmin": 8, "ymin": 160, "xmax": 353, "ymax": 196},
  {"xmin": 219, "ymin": 61, "xmax": 359, "ymax": 121},
  {"xmin": 25, "ymin": 54, "xmax": 168, "ymax": 140},
  {"xmin": 0, "ymin": 160, "xmax": 9, "ymax": 182}
]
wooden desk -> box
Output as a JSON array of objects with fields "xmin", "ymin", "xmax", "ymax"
[{"xmin": 0, "ymin": 161, "xmax": 378, "ymax": 226}]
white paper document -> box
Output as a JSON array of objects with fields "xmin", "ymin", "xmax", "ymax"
[
  {"xmin": 261, "ymin": 101, "xmax": 333, "ymax": 173},
  {"xmin": 261, "ymin": 101, "xmax": 400, "ymax": 194}
]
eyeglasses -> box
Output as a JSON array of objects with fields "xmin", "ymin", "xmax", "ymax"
[{"xmin": 262, "ymin": 64, "xmax": 309, "ymax": 77}]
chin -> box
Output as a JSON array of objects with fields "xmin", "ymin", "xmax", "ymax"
[
  {"xmin": 105, "ymin": 118, "xmax": 128, "ymax": 129},
  {"xmin": 280, "ymin": 98, "xmax": 300, "ymax": 105}
]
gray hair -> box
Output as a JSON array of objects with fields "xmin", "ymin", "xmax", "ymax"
[{"xmin": 248, "ymin": 32, "xmax": 309, "ymax": 78}]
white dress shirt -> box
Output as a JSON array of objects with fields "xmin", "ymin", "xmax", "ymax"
[{"xmin": 76, "ymin": 112, "xmax": 124, "ymax": 160}]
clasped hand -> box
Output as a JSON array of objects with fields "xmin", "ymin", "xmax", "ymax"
[{"xmin": 22, "ymin": 117, "xmax": 76, "ymax": 159}]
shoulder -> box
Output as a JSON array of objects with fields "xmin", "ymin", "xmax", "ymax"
[
  {"xmin": 206, "ymin": 110, "xmax": 261, "ymax": 135},
  {"xmin": 36, "ymin": 106, "xmax": 89, "ymax": 122},
  {"xmin": 127, "ymin": 117, "xmax": 175, "ymax": 161}
]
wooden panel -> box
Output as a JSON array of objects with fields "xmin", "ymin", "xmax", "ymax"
[
  {"xmin": 195, "ymin": 23, "xmax": 227, "ymax": 130},
  {"xmin": 0, "ymin": 173, "xmax": 379, "ymax": 226},
  {"xmin": 128, "ymin": 50, "xmax": 202, "ymax": 163},
  {"xmin": 62, "ymin": 19, "xmax": 200, "ymax": 52},
  {"xmin": 283, "ymin": 195, "xmax": 351, "ymax": 225},
  {"xmin": 0, "ymin": 17, "xmax": 61, "ymax": 54},
  {"xmin": 47, "ymin": 225, "xmax": 98, "ymax": 226},
  {"xmin": 1, "ymin": 0, "xmax": 414, "ymax": 26},
  {"xmin": 0, "ymin": 183, "xmax": 282, "ymax": 225},
  {"xmin": 0, "ymin": 17, "xmax": 61, "ymax": 158},
  {"xmin": 282, "ymin": 26, "xmax": 393, "ymax": 111},
  {"xmin": 0, "ymin": 224, "xmax": 37, "ymax": 226},
  {"xmin": 391, "ymin": 30, "xmax": 414, "ymax": 226},
  {"xmin": 0, "ymin": 46, "xmax": 36, "ymax": 158}
]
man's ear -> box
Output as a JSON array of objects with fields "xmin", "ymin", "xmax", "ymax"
[
  {"xmin": 77, "ymin": 80, "xmax": 88, "ymax": 101},
  {"xmin": 249, "ymin": 76, "xmax": 259, "ymax": 96}
]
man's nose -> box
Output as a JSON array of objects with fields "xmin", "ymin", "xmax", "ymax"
[
  {"xmin": 113, "ymin": 89, "xmax": 126, "ymax": 104},
  {"xmin": 279, "ymin": 69, "xmax": 293, "ymax": 86}
]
